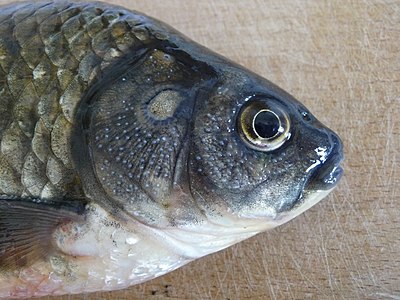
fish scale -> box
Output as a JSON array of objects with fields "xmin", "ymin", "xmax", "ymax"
[{"xmin": 0, "ymin": 1, "xmax": 149, "ymax": 198}]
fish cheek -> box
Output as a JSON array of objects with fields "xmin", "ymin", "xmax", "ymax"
[
  {"xmin": 189, "ymin": 132, "xmax": 311, "ymax": 218},
  {"xmin": 187, "ymin": 85, "xmax": 314, "ymax": 217},
  {"xmin": 82, "ymin": 51, "xmax": 205, "ymax": 225}
]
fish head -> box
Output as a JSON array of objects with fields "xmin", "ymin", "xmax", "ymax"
[
  {"xmin": 82, "ymin": 39, "xmax": 343, "ymax": 237},
  {"xmin": 186, "ymin": 59, "xmax": 344, "ymax": 230}
]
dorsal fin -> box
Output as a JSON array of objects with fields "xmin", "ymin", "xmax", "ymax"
[{"xmin": 0, "ymin": 196, "xmax": 87, "ymax": 270}]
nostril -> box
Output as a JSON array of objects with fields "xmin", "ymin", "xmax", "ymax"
[
  {"xmin": 301, "ymin": 111, "xmax": 312, "ymax": 122},
  {"xmin": 298, "ymin": 108, "xmax": 312, "ymax": 122}
]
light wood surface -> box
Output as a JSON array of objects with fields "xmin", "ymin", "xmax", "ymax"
[{"xmin": 1, "ymin": 0, "xmax": 399, "ymax": 299}]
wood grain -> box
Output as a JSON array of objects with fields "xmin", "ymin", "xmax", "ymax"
[{"xmin": 1, "ymin": 0, "xmax": 399, "ymax": 299}]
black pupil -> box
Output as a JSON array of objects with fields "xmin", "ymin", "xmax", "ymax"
[{"xmin": 254, "ymin": 111, "xmax": 280, "ymax": 139}]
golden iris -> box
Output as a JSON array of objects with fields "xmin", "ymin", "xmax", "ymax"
[{"xmin": 238, "ymin": 99, "xmax": 291, "ymax": 152}]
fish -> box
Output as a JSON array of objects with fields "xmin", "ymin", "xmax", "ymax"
[{"xmin": 0, "ymin": 1, "xmax": 344, "ymax": 298}]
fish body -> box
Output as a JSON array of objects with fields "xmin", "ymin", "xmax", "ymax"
[{"xmin": 0, "ymin": 1, "xmax": 343, "ymax": 298}]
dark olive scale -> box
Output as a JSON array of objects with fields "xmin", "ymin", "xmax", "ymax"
[{"xmin": 0, "ymin": 1, "xmax": 151, "ymax": 199}]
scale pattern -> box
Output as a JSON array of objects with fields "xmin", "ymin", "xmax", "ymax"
[{"xmin": 0, "ymin": 1, "xmax": 154, "ymax": 199}]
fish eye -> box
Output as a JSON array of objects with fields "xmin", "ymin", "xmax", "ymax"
[{"xmin": 238, "ymin": 99, "xmax": 291, "ymax": 151}]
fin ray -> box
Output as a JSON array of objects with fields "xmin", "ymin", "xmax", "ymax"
[{"xmin": 0, "ymin": 197, "xmax": 86, "ymax": 270}]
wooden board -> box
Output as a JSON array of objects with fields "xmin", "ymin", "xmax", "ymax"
[{"xmin": 1, "ymin": 0, "xmax": 399, "ymax": 299}]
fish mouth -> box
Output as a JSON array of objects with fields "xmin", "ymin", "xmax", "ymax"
[
  {"xmin": 273, "ymin": 133, "xmax": 343, "ymax": 224},
  {"xmin": 306, "ymin": 132, "xmax": 344, "ymax": 191}
]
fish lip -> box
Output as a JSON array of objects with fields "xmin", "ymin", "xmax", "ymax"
[
  {"xmin": 306, "ymin": 134, "xmax": 344, "ymax": 191},
  {"xmin": 312, "ymin": 162, "xmax": 344, "ymax": 189}
]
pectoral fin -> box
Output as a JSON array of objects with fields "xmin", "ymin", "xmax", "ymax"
[{"xmin": 0, "ymin": 196, "xmax": 87, "ymax": 270}]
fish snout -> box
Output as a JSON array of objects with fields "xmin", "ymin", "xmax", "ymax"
[{"xmin": 309, "ymin": 130, "xmax": 344, "ymax": 190}]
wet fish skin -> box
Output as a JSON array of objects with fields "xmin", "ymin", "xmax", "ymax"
[{"xmin": 0, "ymin": 1, "xmax": 343, "ymax": 298}]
